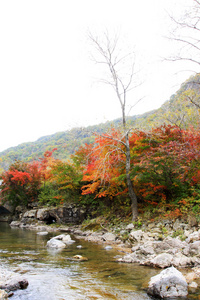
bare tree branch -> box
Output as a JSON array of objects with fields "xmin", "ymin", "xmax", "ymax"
[{"xmin": 89, "ymin": 31, "xmax": 141, "ymax": 220}]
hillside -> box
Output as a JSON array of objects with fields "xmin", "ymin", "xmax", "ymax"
[
  {"xmin": 0, "ymin": 73, "xmax": 199, "ymax": 171},
  {"xmin": 0, "ymin": 112, "xmax": 153, "ymax": 171}
]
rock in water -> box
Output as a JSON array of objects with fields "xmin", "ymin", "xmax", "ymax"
[
  {"xmin": 147, "ymin": 266, "xmax": 188, "ymax": 298},
  {"xmin": 0, "ymin": 279, "xmax": 28, "ymax": 292},
  {"xmin": 71, "ymin": 255, "xmax": 88, "ymax": 261},
  {"xmin": 46, "ymin": 234, "xmax": 74, "ymax": 249},
  {"xmin": 0, "ymin": 289, "xmax": 8, "ymax": 299},
  {"xmin": 46, "ymin": 238, "xmax": 66, "ymax": 249}
]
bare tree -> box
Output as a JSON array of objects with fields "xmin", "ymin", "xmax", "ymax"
[
  {"xmin": 167, "ymin": 0, "xmax": 200, "ymax": 110},
  {"xmin": 89, "ymin": 32, "xmax": 141, "ymax": 221},
  {"xmin": 168, "ymin": 0, "xmax": 200, "ymax": 67}
]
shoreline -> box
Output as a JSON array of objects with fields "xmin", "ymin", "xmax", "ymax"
[{"xmin": 1, "ymin": 217, "xmax": 200, "ymax": 298}]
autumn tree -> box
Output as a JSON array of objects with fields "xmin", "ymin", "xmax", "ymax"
[
  {"xmin": 82, "ymin": 128, "xmax": 127, "ymax": 200},
  {"xmin": 89, "ymin": 32, "xmax": 141, "ymax": 220},
  {"xmin": 133, "ymin": 125, "xmax": 200, "ymax": 207},
  {"xmin": 0, "ymin": 160, "xmax": 42, "ymax": 208}
]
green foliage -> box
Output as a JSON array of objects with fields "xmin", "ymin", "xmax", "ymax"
[
  {"xmin": 133, "ymin": 218, "xmax": 142, "ymax": 228},
  {"xmin": 38, "ymin": 182, "xmax": 60, "ymax": 206},
  {"xmin": 172, "ymin": 229, "xmax": 186, "ymax": 241}
]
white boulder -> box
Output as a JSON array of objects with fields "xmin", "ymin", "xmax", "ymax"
[
  {"xmin": 46, "ymin": 234, "xmax": 74, "ymax": 248},
  {"xmin": 147, "ymin": 266, "xmax": 188, "ymax": 298},
  {"xmin": 46, "ymin": 238, "xmax": 66, "ymax": 249}
]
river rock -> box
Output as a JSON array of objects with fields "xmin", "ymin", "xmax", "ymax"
[
  {"xmin": 139, "ymin": 245, "xmax": 155, "ymax": 256},
  {"xmin": 173, "ymin": 219, "xmax": 183, "ymax": 231},
  {"xmin": 117, "ymin": 252, "xmax": 140, "ymax": 263},
  {"xmin": 187, "ymin": 215, "xmax": 198, "ymax": 227},
  {"xmin": 10, "ymin": 221, "xmax": 21, "ymax": 227},
  {"xmin": 23, "ymin": 209, "xmax": 37, "ymax": 218},
  {"xmin": 172, "ymin": 253, "xmax": 194, "ymax": 268},
  {"xmin": 71, "ymin": 255, "xmax": 88, "ymax": 261},
  {"xmin": 189, "ymin": 281, "xmax": 198, "ymax": 289},
  {"xmin": 188, "ymin": 240, "xmax": 200, "ymax": 256},
  {"xmin": 104, "ymin": 245, "xmax": 113, "ymax": 250},
  {"xmin": 129, "ymin": 230, "xmax": 143, "ymax": 243},
  {"xmin": 46, "ymin": 238, "xmax": 66, "ymax": 249},
  {"xmin": 102, "ymin": 232, "xmax": 116, "ymax": 242},
  {"xmin": 147, "ymin": 266, "xmax": 188, "ymax": 298},
  {"xmin": 37, "ymin": 231, "xmax": 48, "ymax": 236},
  {"xmin": 150, "ymin": 253, "xmax": 173, "ymax": 268},
  {"xmin": 152, "ymin": 237, "xmax": 186, "ymax": 254},
  {"xmin": 46, "ymin": 234, "xmax": 75, "ymax": 248},
  {"xmin": 36, "ymin": 208, "xmax": 50, "ymax": 220},
  {"xmin": 0, "ymin": 279, "xmax": 28, "ymax": 292},
  {"xmin": 126, "ymin": 223, "xmax": 134, "ymax": 231},
  {"xmin": 0, "ymin": 290, "xmax": 8, "ymax": 300},
  {"xmin": 185, "ymin": 272, "xmax": 197, "ymax": 283},
  {"xmin": 186, "ymin": 231, "xmax": 200, "ymax": 243},
  {"xmin": 54, "ymin": 234, "xmax": 74, "ymax": 244}
]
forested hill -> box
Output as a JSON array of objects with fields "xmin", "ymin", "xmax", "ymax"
[
  {"xmin": 0, "ymin": 111, "xmax": 153, "ymax": 171},
  {"xmin": 0, "ymin": 73, "xmax": 199, "ymax": 171}
]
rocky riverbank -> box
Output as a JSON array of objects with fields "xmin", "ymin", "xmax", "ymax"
[{"xmin": 6, "ymin": 210, "xmax": 200, "ymax": 298}]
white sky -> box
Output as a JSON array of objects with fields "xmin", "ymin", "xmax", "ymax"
[{"xmin": 0, "ymin": 0, "xmax": 196, "ymax": 152}]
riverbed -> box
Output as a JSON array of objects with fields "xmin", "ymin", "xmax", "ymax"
[{"xmin": 0, "ymin": 222, "xmax": 199, "ymax": 299}]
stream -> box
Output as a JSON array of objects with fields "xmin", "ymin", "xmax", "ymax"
[{"xmin": 0, "ymin": 222, "xmax": 199, "ymax": 300}]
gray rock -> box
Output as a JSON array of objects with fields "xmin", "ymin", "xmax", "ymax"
[
  {"xmin": 117, "ymin": 252, "xmax": 140, "ymax": 263},
  {"xmin": 151, "ymin": 253, "xmax": 173, "ymax": 268},
  {"xmin": 126, "ymin": 223, "xmax": 134, "ymax": 231},
  {"xmin": 147, "ymin": 266, "xmax": 188, "ymax": 298},
  {"xmin": 153, "ymin": 241, "xmax": 171, "ymax": 253},
  {"xmin": 129, "ymin": 230, "xmax": 143, "ymax": 243},
  {"xmin": 37, "ymin": 231, "xmax": 48, "ymax": 236},
  {"xmin": 173, "ymin": 219, "xmax": 183, "ymax": 231},
  {"xmin": 54, "ymin": 234, "xmax": 74, "ymax": 244},
  {"xmin": 186, "ymin": 231, "xmax": 200, "ymax": 243},
  {"xmin": 102, "ymin": 232, "xmax": 116, "ymax": 242},
  {"xmin": 46, "ymin": 238, "xmax": 66, "ymax": 249},
  {"xmin": 104, "ymin": 245, "xmax": 113, "ymax": 250},
  {"xmin": 165, "ymin": 236, "xmax": 187, "ymax": 249},
  {"xmin": 0, "ymin": 279, "xmax": 28, "ymax": 292},
  {"xmin": 189, "ymin": 240, "xmax": 200, "ymax": 256},
  {"xmin": 139, "ymin": 245, "xmax": 155, "ymax": 256},
  {"xmin": 36, "ymin": 208, "xmax": 49, "ymax": 220},
  {"xmin": 172, "ymin": 253, "xmax": 194, "ymax": 268},
  {"xmin": 9, "ymin": 221, "xmax": 21, "ymax": 227},
  {"xmin": 148, "ymin": 223, "xmax": 155, "ymax": 229},
  {"xmin": 23, "ymin": 210, "xmax": 37, "ymax": 218},
  {"xmin": 46, "ymin": 234, "xmax": 74, "ymax": 248},
  {"xmin": 187, "ymin": 215, "xmax": 198, "ymax": 227}
]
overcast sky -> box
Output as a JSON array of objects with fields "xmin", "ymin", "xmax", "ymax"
[{"xmin": 0, "ymin": 0, "xmax": 196, "ymax": 152}]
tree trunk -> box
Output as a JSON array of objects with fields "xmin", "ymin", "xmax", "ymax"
[{"xmin": 125, "ymin": 130, "xmax": 138, "ymax": 221}]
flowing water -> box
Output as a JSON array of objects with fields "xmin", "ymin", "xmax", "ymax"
[{"xmin": 0, "ymin": 222, "xmax": 199, "ymax": 300}]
